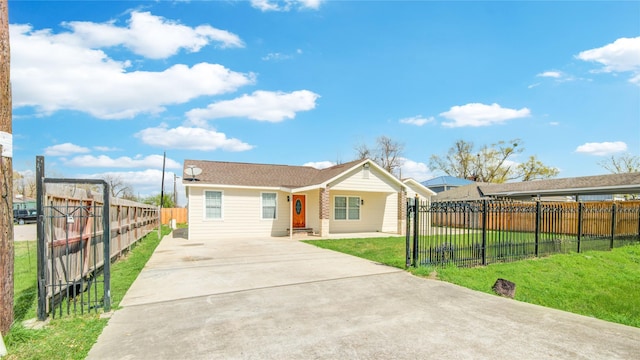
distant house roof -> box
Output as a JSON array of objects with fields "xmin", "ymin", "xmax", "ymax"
[
  {"xmin": 433, "ymin": 172, "xmax": 640, "ymax": 201},
  {"xmin": 402, "ymin": 178, "xmax": 437, "ymax": 197},
  {"xmin": 422, "ymin": 176, "xmax": 474, "ymax": 187},
  {"xmin": 182, "ymin": 158, "xmax": 406, "ymax": 190}
]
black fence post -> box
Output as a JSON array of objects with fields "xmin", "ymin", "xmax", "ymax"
[
  {"xmin": 412, "ymin": 198, "xmax": 419, "ymax": 266},
  {"xmin": 36, "ymin": 156, "xmax": 46, "ymax": 321},
  {"xmin": 637, "ymin": 204, "xmax": 640, "ymax": 242},
  {"xmin": 610, "ymin": 203, "xmax": 617, "ymax": 250},
  {"xmin": 102, "ymin": 181, "xmax": 111, "ymax": 312},
  {"xmin": 577, "ymin": 202, "xmax": 583, "ymax": 253},
  {"xmin": 534, "ymin": 201, "xmax": 540, "ymax": 257},
  {"xmin": 482, "ymin": 200, "xmax": 487, "ymax": 265},
  {"xmin": 405, "ymin": 199, "xmax": 412, "ymax": 268}
]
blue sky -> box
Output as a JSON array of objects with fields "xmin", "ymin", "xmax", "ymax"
[{"xmin": 7, "ymin": 0, "xmax": 640, "ymax": 204}]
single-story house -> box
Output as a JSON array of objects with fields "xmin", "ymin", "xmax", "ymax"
[{"xmin": 182, "ymin": 158, "xmax": 433, "ymax": 240}]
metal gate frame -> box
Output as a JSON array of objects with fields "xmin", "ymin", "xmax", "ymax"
[{"xmin": 36, "ymin": 156, "xmax": 111, "ymax": 320}]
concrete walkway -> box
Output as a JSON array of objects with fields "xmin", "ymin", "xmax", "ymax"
[{"xmin": 87, "ymin": 232, "xmax": 640, "ymax": 359}]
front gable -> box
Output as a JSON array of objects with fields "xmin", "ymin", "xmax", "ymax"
[{"xmin": 325, "ymin": 160, "xmax": 404, "ymax": 193}]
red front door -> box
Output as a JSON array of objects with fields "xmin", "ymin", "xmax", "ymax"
[{"xmin": 292, "ymin": 195, "xmax": 306, "ymax": 228}]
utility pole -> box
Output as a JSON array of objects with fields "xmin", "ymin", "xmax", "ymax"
[{"xmin": 0, "ymin": 0, "xmax": 14, "ymax": 335}]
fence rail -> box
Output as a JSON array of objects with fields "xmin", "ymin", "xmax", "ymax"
[{"xmin": 407, "ymin": 199, "xmax": 640, "ymax": 268}]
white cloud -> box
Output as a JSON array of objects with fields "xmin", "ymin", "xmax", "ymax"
[
  {"xmin": 44, "ymin": 142, "xmax": 91, "ymax": 156},
  {"xmin": 399, "ymin": 158, "xmax": 433, "ymax": 182},
  {"xmin": 93, "ymin": 146, "xmax": 120, "ymax": 152},
  {"xmin": 251, "ymin": 0, "xmax": 323, "ymax": 12},
  {"xmin": 136, "ymin": 124, "xmax": 254, "ymax": 152},
  {"xmin": 575, "ymin": 141, "xmax": 627, "ymax": 156},
  {"xmin": 262, "ymin": 52, "xmax": 293, "ymax": 61},
  {"xmin": 303, "ymin": 161, "xmax": 335, "ymax": 169},
  {"xmin": 537, "ymin": 71, "xmax": 562, "ymax": 78},
  {"xmin": 62, "ymin": 154, "xmax": 181, "ymax": 169},
  {"xmin": 262, "ymin": 49, "xmax": 302, "ymax": 61},
  {"xmin": 399, "ymin": 115, "xmax": 434, "ymax": 126},
  {"xmin": 61, "ymin": 11, "xmax": 244, "ymax": 59},
  {"xmin": 10, "ymin": 23, "xmax": 254, "ymax": 119},
  {"xmin": 186, "ymin": 90, "xmax": 320, "ymax": 123},
  {"xmin": 440, "ymin": 103, "xmax": 531, "ymax": 128},
  {"xmin": 82, "ymin": 169, "xmax": 185, "ymax": 203},
  {"xmin": 576, "ymin": 37, "xmax": 640, "ymax": 84}
]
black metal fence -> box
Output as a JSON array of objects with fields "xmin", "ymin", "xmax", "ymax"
[
  {"xmin": 36, "ymin": 156, "xmax": 159, "ymax": 319},
  {"xmin": 406, "ymin": 199, "xmax": 640, "ymax": 268}
]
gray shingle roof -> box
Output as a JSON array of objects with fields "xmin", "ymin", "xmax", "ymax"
[
  {"xmin": 433, "ymin": 172, "xmax": 640, "ymax": 201},
  {"xmin": 182, "ymin": 159, "xmax": 365, "ymax": 188},
  {"xmin": 482, "ymin": 172, "xmax": 640, "ymax": 196}
]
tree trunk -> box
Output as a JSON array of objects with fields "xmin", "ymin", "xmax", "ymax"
[{"xmin": 0, "ymin": 0, "xmax": 14, "ymax": 335}]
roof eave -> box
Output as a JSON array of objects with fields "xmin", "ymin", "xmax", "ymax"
[{"xmin": 486, "ymin": 184, "xmax": 640, "ymax": 197}]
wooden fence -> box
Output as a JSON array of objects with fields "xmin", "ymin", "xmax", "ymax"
[
  {"xmin": 161, "ymin": 208, "xmax": 188, "ymax": 225},
  {"xmin": 39, "ymin": 182, "xmax": 160, "ymax": 318},
  {"xmin": 430, "ymin": 201, "xmax": 640, "ymax": 237}
]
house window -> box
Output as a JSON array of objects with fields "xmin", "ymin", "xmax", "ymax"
[
  {"xmin": 261, "ymin": 192, "xmax": 277, "ymax": 219},
  {"xmin": 334, "ymin": 196, "xmax": 360, "ymax": 220},
  {"xmin": 204, "ymin": 191, "xmax": 222, "ymax": 219}
]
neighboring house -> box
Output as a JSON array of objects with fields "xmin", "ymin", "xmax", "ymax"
[
  {"xmin": 433, "ymin": 172, "xmax": 640, "ymax": 202},
  {"xmin": 421, "ymin": 176, "xmax": 474, "ymax": 193},
  {"xmin": 13, "ymin": 194, "xmax": 36, "ymax": 210},
  {"xmin": 183, "ymin": 158, "xmax": 424, "ymax": 240},
  {"xmin": 402, "ymin": 178, "xmax": 437, "ymax": 203}
]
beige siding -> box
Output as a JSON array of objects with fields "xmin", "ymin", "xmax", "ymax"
[
  {"xmin": 188, "ymin": 187, "xmax": 291, "ymax": 240},
  {"xmin": 330, "ymin": 166, "xmax": 400, "ymax": 193},
  {"xmin": 404, "ymin": 181, "xmax": 433, "ymax": 201},
  {"xmin": 328, "ymin": 190, "xmax": 398, "ymax": 234}
]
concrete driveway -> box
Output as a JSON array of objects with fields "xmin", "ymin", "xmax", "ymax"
[{"xmin": 87, "ymin": 232, "xmax": 640, "ymax": 359}]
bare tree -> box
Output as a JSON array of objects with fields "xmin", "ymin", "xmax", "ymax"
[
  {"xmin": 103, "ymin": 174, "xmax": 134, "ymax": 198},
  {"xmin": 430, "ymin": 139, "xmax": 558, "ymax": 183},
  {"xmin": 0, "ymin": 0, "xmax": 13, "ymax": 335},
  {"xmin": 355, "ymin": 136, "xmax": 404, "ymax": 176},
  {"xmin": 12, "ymin": 170, "xmax": 36, "ymax": 198},
  {"xmin": 598, "ymin": 153, "xmax": 640, "ymax": 174}
]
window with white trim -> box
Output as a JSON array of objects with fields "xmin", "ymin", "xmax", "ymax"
[
  {"xmin": 334, "ymin": 196, "xmax": 360, "ymax": 220},
  {"xmin": 261, "ymin": 192, "xmax": 277, "ymax": 219},
  {"xmin": 204, "ymin": 191, "xmax": 223, "ymax": 219}
]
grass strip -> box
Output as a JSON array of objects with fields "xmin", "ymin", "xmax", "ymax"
[{"xmin": 4, "ymin": 226, "xmax": 171, "ymax": 360}]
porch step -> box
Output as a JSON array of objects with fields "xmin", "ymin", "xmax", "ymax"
[{"xmin": 287, "ymin": 228, "xmax": 314, "ymax": 236}]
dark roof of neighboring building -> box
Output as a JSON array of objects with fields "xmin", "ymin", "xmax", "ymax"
[
  {"xmin": 421, "ymin": 176, "xmax": 474, "ymax": 187},
  {"xmin": 433, "ymin": 172, "xmax": 640, "ymax": 201},
  {"xmin": 182, "ymin": 158, "xmax": 367, "ymax": 188},
  {"xmin": 432, "ymin": 182, "xmax": 489, "ymax": 201}
]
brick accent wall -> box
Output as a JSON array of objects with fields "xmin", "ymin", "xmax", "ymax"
[
  {"xmin": 319, "ymin": 187, "xmax": 330, "ymax": 236},
  {"xmin": 398, "ymin": 190, "xmax": 407, "ymax": 220},
  {"xmin": 397, "ymin": 190, "xmax": 407, "ymax": 235},
  {"xmin": 319, "ymin": 187, "xmax": 329, "ymax": 220}
]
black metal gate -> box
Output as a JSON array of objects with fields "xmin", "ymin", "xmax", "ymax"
[{"xmin": 36, "ymin": 157, "xmax": 111, "ymax": 319}]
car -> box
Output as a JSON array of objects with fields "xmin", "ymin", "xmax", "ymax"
[{"xmin": 13, "ymin": 209, "xmax": 38, "ymax": 225}]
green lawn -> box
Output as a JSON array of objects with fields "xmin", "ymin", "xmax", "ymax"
[
  {"xmin": 4, "ymin": 226, "xmax": 171, "ymax": 360},
  {"xmin": 304, "ymin": 237, "xmax": 640, "ymax": 328}
]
